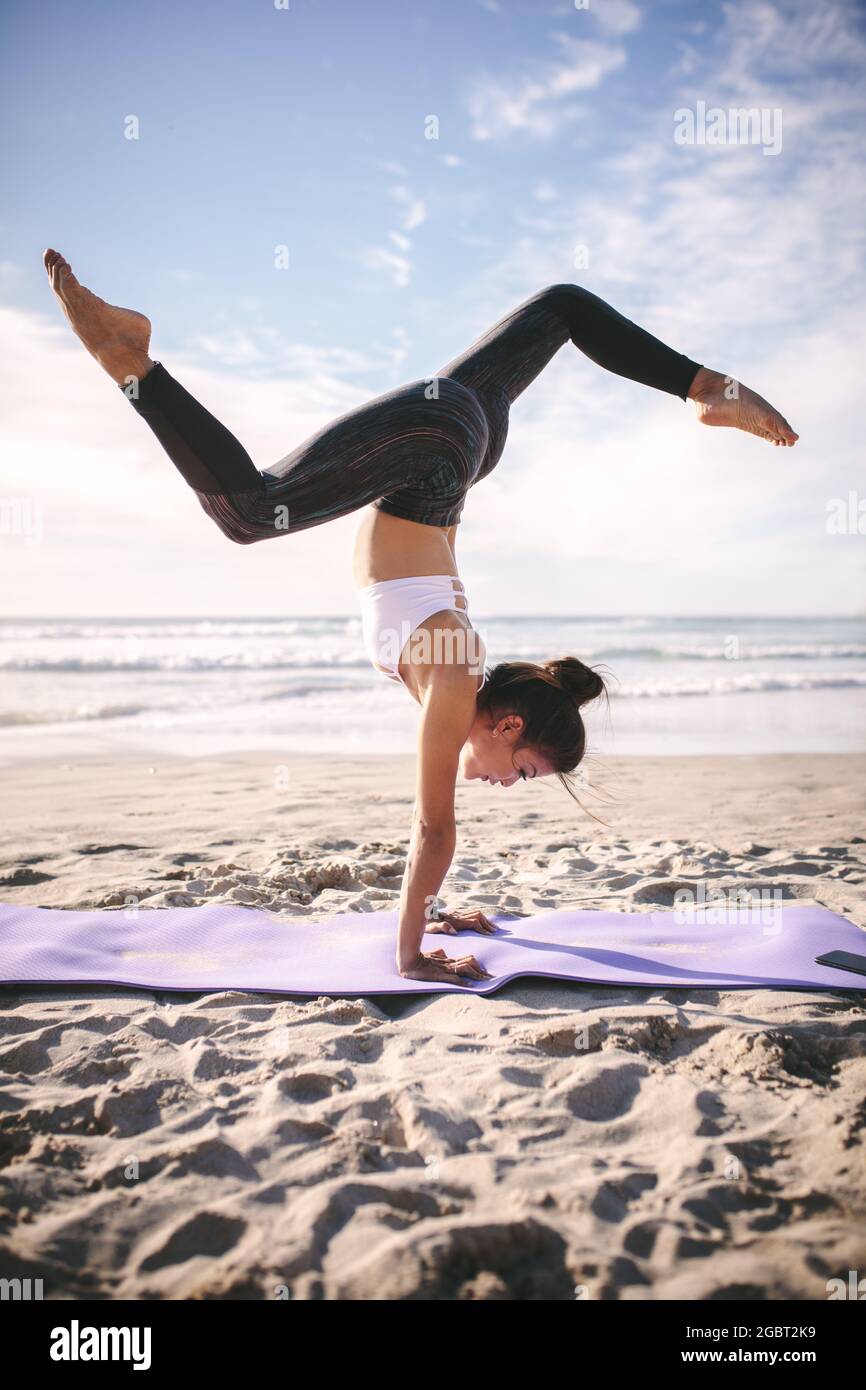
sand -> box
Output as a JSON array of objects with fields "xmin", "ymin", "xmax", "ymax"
[{"xmin": 0, "ymin": 752, "xmax": 864, "ymax": 1300}]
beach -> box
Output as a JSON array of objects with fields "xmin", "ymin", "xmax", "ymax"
[
  {"xmin": 3, "ymin": 0, "xmax": 865, "ymax": 1325},
  {"xmin": 1, "ymin": 751, "xmax": 864, "ymax": 1300}
]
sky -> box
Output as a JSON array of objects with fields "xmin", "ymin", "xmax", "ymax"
[{"xmin": 1, "ymin": 0, "xmax": 864, "ymax": 618}]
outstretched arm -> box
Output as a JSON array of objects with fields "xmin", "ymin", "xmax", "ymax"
[{"xmin": 396, "ymin": 671, "xmax": 491, "ymax": 984}]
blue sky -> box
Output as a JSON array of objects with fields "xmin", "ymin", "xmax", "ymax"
[{"xmin": 1, "ymin": 0, "xmax": 864, "ymax": 617}]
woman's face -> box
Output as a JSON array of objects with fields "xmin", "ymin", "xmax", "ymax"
[{"xmin": 458, "ymin": 710, "xmax": 555, "ymax": 787}]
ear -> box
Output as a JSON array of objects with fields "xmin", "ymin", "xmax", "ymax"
[{"xmin": 501, "ymin": 714, "xmax": 524, "ymax": 738}]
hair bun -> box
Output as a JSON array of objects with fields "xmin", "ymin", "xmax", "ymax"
[{"xmin": 543, "ymin": 656, "xmax": 606, "ymax": 707}]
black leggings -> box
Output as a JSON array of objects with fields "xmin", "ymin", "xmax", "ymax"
[{"xmin": 121, "ymin": 283, "xmax": 702, "ymax": 542}]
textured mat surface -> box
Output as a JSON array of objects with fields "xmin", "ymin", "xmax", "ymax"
[{"xmin": 0, "ymin": 901, "xmax": 864, "ymax": 995}]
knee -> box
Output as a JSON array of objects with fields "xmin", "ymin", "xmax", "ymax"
[
  {"xmin": 539, "ymin": 282, "xmax": 586, "ymax": 306},
  {"xmin": 536, "ymin": 283, "xmax": 592, "ymax": 340}
]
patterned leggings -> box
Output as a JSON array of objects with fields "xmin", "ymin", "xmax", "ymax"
[{"xmin": 121, "ymin": 283, "xmax": 702, "ymax": 542}]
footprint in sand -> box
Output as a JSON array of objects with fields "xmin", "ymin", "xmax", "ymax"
[
  {"xmin": 138, "ymin": 1211, "xmax": 247, "ymax": 1272},
  {"xmin": 328, "ymin": 1216, "xmax": 574, "ymax": 1300},
  {"xmin": 0, "ymin": 866, "xmax": 56, "ymax": 886},
  {"xmin": 563, "ymin": 1063, "xmax": 648, "ymax": 1122}
]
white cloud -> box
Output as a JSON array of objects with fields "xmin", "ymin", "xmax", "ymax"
[
  {"xmin": 181, "ymin": 309, "xmax": 397, "ymax": 386},
  {"xmin": 0, "ymin": 304, "xmax": 386, "ymax": 616},
  {"xmin": 390, "ymin": 325, "xmax": 410, "ymax": 365},
  {"xmin": 436, "ymin": 0, "xmax": 866, "ymax": 615},
  {"xmin": 389, "ymin": 184, "xmax": 427, "ymax": 232},
  {"xmin": 359, "ymin": 244, "xmax": 412, "ymax": 289},
  {"xmin": 454, "ymin": 0, "xmax": 866, "ymax": 361},
  {"xmin": 3, "ymin": 250, "xmax": 861, "ymax": 621},
  {"xmin": 459, "ymin": 306, "xmax": 865, "ymax": 617},
  {"xmin": 468, "ymin": 33, "xmax": 626, "ymax": 140},
  {"xmin": 358, "ymin": 183, "xmax": 427, "ymax": 288},
  {"xmin": 715, "ymin": 0, "xmax": 866, "ymax": 85},
  {"xmin": 589, "ymin": 0, "xmax": 642, "ymax": 37},
  {"xmin": 532, "ymin": 179, "xmax": 560, "ymax": 202}
]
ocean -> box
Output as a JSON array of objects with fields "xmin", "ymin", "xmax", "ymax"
[{"xmin": 1, "ymin": 614, "xmax": 864, "ymax": 763}]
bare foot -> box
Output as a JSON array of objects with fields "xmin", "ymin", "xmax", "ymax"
[
  {"xmin": 688, "ymin": 366, "xmax": 798, "ymax": 447},
  {"xmin": 43, "ymin": 248, "xmax": 154, "ymax": 388}
]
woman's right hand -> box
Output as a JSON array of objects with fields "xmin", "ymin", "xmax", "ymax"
[{"xmin": 398, "ymin": 947, "xmax": 493, "ymax": 985}]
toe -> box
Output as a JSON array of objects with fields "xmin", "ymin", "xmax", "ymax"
[
  {"xmin": 54, "ymin": 260, "xmax": 76, "ymax": 295},
  {"xmin": 45, "ymin": 250, "xmax": 70, "ymax": 288},
  {"xmin": 770, "ymin": 413, "xmax": 797, "ymax": 443}
]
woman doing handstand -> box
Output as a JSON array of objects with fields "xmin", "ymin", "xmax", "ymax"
[{"xmin": 43, "ymin": 249, "xmax": 798, "ymax": 984}]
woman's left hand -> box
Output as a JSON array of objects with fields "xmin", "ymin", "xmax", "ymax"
[{"xmin": 427, "ymin": 908, "xmax": 497, "ymax": 936}]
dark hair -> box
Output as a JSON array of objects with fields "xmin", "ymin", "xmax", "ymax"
[{"xmin": 476, "ymin": 656, "xmax": 607, "ymax": 802}]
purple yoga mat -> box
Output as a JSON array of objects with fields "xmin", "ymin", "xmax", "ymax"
[{"xmin": 0, "ymin": 901, "xmax": 863, "ymax": 995}]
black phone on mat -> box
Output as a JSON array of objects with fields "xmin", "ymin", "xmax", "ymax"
[{"xmin": 815, "ymin": 950, "xmax": 866, "ymax": 978}]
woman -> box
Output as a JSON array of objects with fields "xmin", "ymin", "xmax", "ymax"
[{"xmin": 42, "ymin": 250, "xmax": 798, "ymax": 986}]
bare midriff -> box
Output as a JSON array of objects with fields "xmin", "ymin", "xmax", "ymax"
[{"xmin": 352, "ymin": 506, "xmax": 459, "ymax": 588}]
